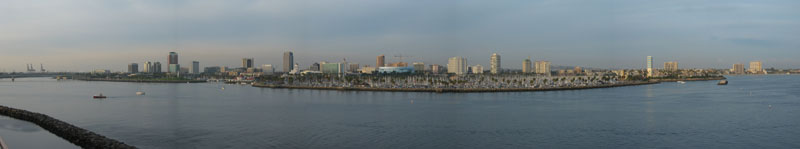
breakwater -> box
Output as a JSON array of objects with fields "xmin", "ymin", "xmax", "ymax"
[
  {"xmin": 77, "ymin": 78, "xmax": 207, "ymax": 83},
  {"xmin": 253, "ymin": 81, "xmax": 661, "ymax": 93},
  {"xmin": 0, "ymin": 105, "xmax": 136, "ymax": 149},
  {"xmin": 649, "ymin": 76, "xmax": 727, "ymax": 82}
]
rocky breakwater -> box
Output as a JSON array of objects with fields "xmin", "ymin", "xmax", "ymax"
[{"xmin": 0, "ymin": 105, "xmax": 136, "ymax": 149}]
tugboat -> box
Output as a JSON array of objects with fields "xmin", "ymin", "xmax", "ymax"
[
  {"xmin": 93, "ymin": 93, "xmax": 107, "ymax": 99},
  {"xmin": 717, "ymin": 80, "xmax": 728, "ymax": 85}
]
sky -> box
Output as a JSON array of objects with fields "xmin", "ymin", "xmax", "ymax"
[{"xmin": 1, "ymin": 0, "xmax": 799, "ymax": 72}]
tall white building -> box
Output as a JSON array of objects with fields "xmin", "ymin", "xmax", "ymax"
[
  {"xmin": 448, "ymin": 56, "xmax": 468, "ymax": 75},
  {"xmin": 471, "ymin": 65, "xmax": 484, "ymax": 74},
  {"xmin": 749, "ymin": 61, "xmax": 763, "ymax": 74},
  {"xmin": 143, "ymin": 61, "xmax": 152, "ymax": 73},
  {"xmin": 490, "ymin": 53, "xmax": 501, "ymax": 74},
  {"xmin": 646, "ymin": 56, "xmax": 654, "ymax": 77},
  {"xmin": 535, "ymin": 61, "xmax": 550, "ymax": 75}
]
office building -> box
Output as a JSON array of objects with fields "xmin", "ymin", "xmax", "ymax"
[
  {"xmin": 535, "ymin": 61, "xmax": 551, "ymax": 75},
  {"xmin": 310, "ymin": 63, "xmax": 320, "ymax": 71},
  {"xmin": 262, "ymin": 64, "xmax": 274, "ymax": 74},
  {"xmin": 574, "ymin": 66, "xmax": 582, "ymax": 74},
  {"xmin": 377, "ymin": 54, "xmax": 385, "ymax": 67},
  {"xmin": 128, "ymin": 63, "xmax": 138, "ymax": 73},
  {"xmin": 169, "ymin": 64, "xmax": 180, "ymax": 74},
  {"xmin": 143, "ymin": 61, "xmax": 152, "ymax": 73},
  {"xmin": 349, "ymin": 63, "xmax": 360, "ymax": 73},
  {"xmin": 430, "ymin": 64, "xmax": 443, "ymax": 74},
  {"xmin": 522, "ymin": 57, "xmax": 532, "ymax": 73},
  {"xmin": 168, "ymin": 52, "xmax": 179, "ymax": 73},
  {"xmin": 283, "ymin": 51, "xmax": 294, "ymax": 73},
  {"xmin": 749, "ymin": 61, "xmax": 762, "ymax": 74},
  {"xmin": 242, "ymin": 58, "xmax": 253, "ymax": 68},
  {"xmin": 321, "ymin": 63, "xmax": 345, "ymax": 74},
  {"xmin": 664, "ymin": 61, "xmax": 678, "ymax": 71},
  {"xmin": 153, "ymin": 62, "xmax": 162, "ymax": 73},
  {"xmin": 490, "ymin": 53, "xmax": 501, "ymax": 74},
  {"xmin": 412, "ymin": 62, "xmax": 425, "ymax": 72},
  {"xmin": 646, "ymin": 56, "xmax": 654, "ymax": 77},
  {"xmin": 387, "ymin": 62, "xmax": 408, "ymax": 67},
  {"xmin": 471, "ymin": 65, "xmax": 484, "ymax": 74},
  {"xmin": 732, "ymin": 63, "xmax": 745, "ymax": 74},
  {"xmin": 204, "ymin": 66, "xmax": 221, "ymax": 74},
  {"xmin": 447, "ymin": 56, "xmax": 468, "ymax": 75},
  {"xmin": 192, "ymin": 61, "xmax": 200, "ymax": 74}
]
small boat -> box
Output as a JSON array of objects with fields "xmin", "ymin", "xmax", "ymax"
[
  {"xmin": 677, "ymin": 81, "xmax": 686, "ymax": 84},
  {"xmin": 136, "ymin": 91, "xmax": 146, "ymax": 95},
  {"xmin": 93, "ymin": 93, "xmax": 107, "ymax": 98},
  {"xmin": 717, "ymin": 80, "xmax": 728, "ymax": 85}
]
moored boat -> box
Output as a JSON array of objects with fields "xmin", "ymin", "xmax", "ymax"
[
  {"xmin": 93, "ymin": 93, "xmax": 107, "ymax": 98},
  {"xmin": 718, "ymin": 80, "xmax": 728, "ymax": 85}
]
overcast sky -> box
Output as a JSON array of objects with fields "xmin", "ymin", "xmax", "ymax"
[{"xmin": 1, "ymin": 0, "xmax": 799, "ymax": 72}]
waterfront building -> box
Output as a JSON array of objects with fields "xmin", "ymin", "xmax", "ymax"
[
  {"xmin": 242, "ymin": 58, "xmax": 253, "ymax": 68},
  {"xmin": 204, "ymin": 66, "xmax": 221, "ymax": 74},
  {"xmin": 378, "ymin": 67, "xmax": 414, "ymax": 73},
  {"xmin": 321, "ymin": 63, "xmax": 345, "ymax": 74},
  {"xmin": 664, "ymin": 61, "xmax": 678, "ymax": 71},
  {"xmin": 283, "ymin": 51, "xmax": 294, "ymax": 73},
  {"xmin": 412, "ymin": 62, "xmax": 425, "ymax": 73},
  {"xmin": 535, "ymin": 61, "xmax": 551, "ymax": 75},
  {"xmin": 387, "ymin": 62, "xmax": 408, "ymax": 67},
  {"xmin": 447, "ymin": 56, "xmax": 468, "ymax": 75},
  {"xmin": 732, "ymin": 63, "xmax": 745, "ymax": 74},
  {"xmin": 431, "ymin": 64, "xmax": 443, "ymax": 74},
  {"xmin": 153, "ymin": 62, "xmax": 162, "ymax": 73},
  {"xmin": 128, "ymin": 63, "xmax": 139, "ymax": 73},
  {"xmin": 143, "ymin": 61, "xmax": 151, "ymax": 73},
  {"xmin": 310, "ymin": 63, "xmax": 320, "ymax": 71},
  {"xmin": 646, "ymin": 56, "xmax": 653, "ymax": 77},
  {"xmin": 472, "ymin": 65, "xmax": 484, "ymax": 74},
  {"xmin": 522, "ymin": 57, "xmax": 532, "ymax": 73},
  {"xmin": 490, "ymin": 53, "xmax": 501, "ymax": 74},
  {"xmin": 180, "ymin": 67, "xmax": 189, "ymax": 74},
  {"xmin": 574, "ymin": 66, "xmax": 583, "ymax": 75},
  {"xmin": 168, "ymin": 52, "xmax": 179, "ymax": 73},
  {"xmin": 192, "ymin": 61, "xmax": 200, "ymax": 74},
  {"xmin": 93, "ymin": 69, "xmax": 111, "ymax": 74},
  {"xmin": 349, "ymin": 63, "xmax": 360, "ymax": 73},
  {"xmin": 361, "ymin": 67, "xmax": 377, "ymax": 74},
  {"xmin": 377, "ymin": 54, "xmax": 385, "ymax": 67},
  {"xmin": 749, "ymin": 61, "xmax": 763, "ymax": 74},
  {"xmin": 261, "ymin": 64, "xmax": 274, "ymax": 74}
]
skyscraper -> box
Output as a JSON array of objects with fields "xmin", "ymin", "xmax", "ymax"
[
  {"xmin": 447, "ymin": 56, "xmax": 468, "ymax": 75},
  {"xmin": 283, "ymin": 51, "xmax": 293, "ymax": 73},
  {"xmin": 143, "ymin": 61, "xmax": 152, "ymax": 73},
  {"xmin": 646, "ymin": 56, "xmax": 654, "ymax": 77},
  {"xmin": 377, "ymin": 54, "xmax": 385, "ymax": 67},
  {"xmin": 168, "ymin": 52, "xmax": 179, "ymax": 73},
  {"xmin": 522, "ymin": 57, "xmax": 532, "ymax": 73},
  {"xmin": 732, "ymin": 63, "xmax": 745, "ymax": 74},
  {"xmin": 749, "ymin": 61, "xmax": 763, "ymax": 74},
  {"xmin": 490, "ymin": 53, "xmax": 501, "ymax": 74},
  {"xmin": 664, "ymin": 61, "xmax": 678, "ymax": 71},
  {"xmin": 535, "ymin": 61, "xmax": 551, "ymax": 75},
  {"xmin": 128, "ymin": 63, "xmax": 139, "ymax": 73},
  {"xmin": 192, "ymin": 61, "xmax": 200, "ymax": 74},
  {"xmin": 242, "ymin": 58, "xmax": 254, "ymax": 68},
  {"xmin": 153, "ymin": 62, "xmax": 162, "ymax": 73}
]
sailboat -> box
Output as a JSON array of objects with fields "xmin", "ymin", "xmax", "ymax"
[{"xmin": 136, "ymin": 87, "xmax": 146, "ymax": 95}]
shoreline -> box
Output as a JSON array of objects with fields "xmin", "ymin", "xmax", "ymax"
[
  {"xmin": 253, "ymin": 77, "xmax": 725, "ymax": 93},
  {"xmin": 0, "ymin": 105, "xmax": 136, "ymax": 149},
  {"xmin": 76, "ymin": 78, "xmax": 207, "ymax": 83}
]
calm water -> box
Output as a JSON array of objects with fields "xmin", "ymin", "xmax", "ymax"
[{"xmin": 1, "ymin": 76, "xmax": 799, "ymax": 148}]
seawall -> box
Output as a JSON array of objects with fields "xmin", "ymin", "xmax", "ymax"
[
  {"xmin": 0, "ymin": 105, "xmax": 136, "ymax": 149},
  {"xmin": 76, "ymin": 78, "xmax": 207, "ymax": 83},
  {"xmin": 253, "ymin": 81, "xmax": 661, "ymax": 93}
]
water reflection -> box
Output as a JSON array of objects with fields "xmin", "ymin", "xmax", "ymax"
[{"xmin": 0, "ymin": 116, "xmax": 41, "ymax": 132}]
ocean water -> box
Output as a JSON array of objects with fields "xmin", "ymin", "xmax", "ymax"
[{"xmin": 0, "ymin": 75, "xmax": 798, "ymax": 148}]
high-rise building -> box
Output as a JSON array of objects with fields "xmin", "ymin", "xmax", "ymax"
[
  {"xmin": 377, "ymin": 54, "xmax": 385, "ymax": 67},
  {"xmin": 413, "ymin": 62, "xmax": 425, "ymax": 73},
  {"xmin": 732, "ymin": 63, "xmax": 745, "ymax": 74},
  {"xmin": 471, "ymin": 65, "xmax": 484, "ymax": 74},
  {"xmin": 192, "ymin": 61, "xmax": 200, "ymax": 74},
  {"xmin": 262, "ymin": 64, "xmax": 274, "ymax": 74},
  {"xmin": 168, "ymin": 52, "xmax": 179, "ymax": 73},
  {"xmin": 283, "ymin": 52, "xmax": 293, "ymax": 73},
  {"xmin": 242, "ymin": 58, "xmax": 253, "ymax": 68},
  {"xmin": 646, "ymin": 56, "xmax": 654, "ymax": 77},
  {"xmin": 490, "ymin": 53, "xmax": 501, "ymax": 74},
  {"xmin": 322, "ymin": 63, "xmax": 345, "ymax": 74},
  {"xmin": 348, "ymin": 63, "xmax": 360, "ymax": 73},
  {"xmin": 128, "ymin": 63, "xmax": 139, "ymax": 73},
  {"xmin": 522, "ymin": 57, "xmax": 532, "ymax": 73},
  {"xmin": 447, "ymin": 56, "xmax": 468, "ymax": 75},
  {"xmin": 430, "ymin": 64, "xmax": 443, "ymax": 74},
  {"xmin": 749, "ymin": 61, "xmax": 762, "ymax": 74},
  {"xmin": 310, "ymin": 63, "xmax": 320, "ymax": 71},
  {"xmin": 535, "ymin": 61, "xmax": 551, "ymax": 75},
  {"xmin": 153, "ymin": 62, "xmax": 162, "ymax": 73},
  {"xmin": 664, "ymin": 61, "xmax": 678, "ymax": 71},
  {"xmin": 143, "ymin": 61, "xmax": 152, "ymax": 73}
]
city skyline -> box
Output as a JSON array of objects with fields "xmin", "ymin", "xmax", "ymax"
[{"xmin": 2, "ymin": 0, "xmax": 800, "ymax": 72}]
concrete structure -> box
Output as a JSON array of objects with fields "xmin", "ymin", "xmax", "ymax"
[
  {"xmin": 283, "ymin": 51, "xmax": 294, "ymax": 73},
  {"xmin": 376, "ymin": 54, "xmax": 385, "ymax": 67},
  {"xmin": 535, "ymin": 61, "xmax": 551, "ymax": 75},
  {"xmin": 471, "ymin": 65, "xmax": 484, "ymax": 74},
  {"xmin": 192, "ymin": 61, "xmax": 200, "ymax": 74},
  {"xmin": 262, "ymin": 64, "xmax": 274, "ymax": 74},
  {"xmin": 447, "ymin": 56, "xmax": 468, "ymax": 75},
  {"xmin": 749, "ymin": 61, "xmax": 762, "ymax": 74},
  {"xmin": 522, "ymin": 57, "xmax": 532, "ymax": 73},
  {"xmin": 378, "ymin": 67, "xmax": 414, "ymax": 73},
  {"xmin": 242, "ymin": 58, "xmax": 253, "ymax": 68},
  {"xmin": 153, "ymin": 62, "xmax": 162, "ymax": 73},
  {"xmin": 168, "ymin": 52, "xmax": 179, "ymax": 73},
  {"xmin": 646, "ymin": 56, "xmax": 654, "ymax": 77},
  {"xmin": 732, "ymin": 63, "xmax": 745, "ymax": 74},
  {"xmin": 664, "ymin": 61, "xmax": 678, "ymax": 71},
  {"xmin": 128, "ymin": 63, "xmax": 138, "ymax": 73},
  {"xmin": 412, "ymin": 62, "xmax": 425, "ymax": 73},
  {"xmin": 321, "ymin": 63, "xmax": 345, "ymax": 74},
  {"xmin": 490, "ymin": 53, "xmax": 501, "ymax": 74}
]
